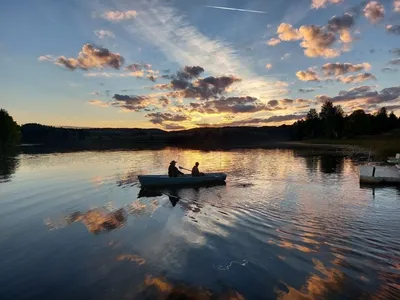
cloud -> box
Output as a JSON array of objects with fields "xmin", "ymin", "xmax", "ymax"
[
  {"xmin": 279, "ymin": 98, "xmax": 295, "ymax": 105},
  {"xmin": 119, "ymin": 0, "xmax": 279, "ymax": 99},
  {"xmin": 327, "ymin": 13, "xmax": 355, "ymax": 32},
  {"xmin": 266, "ymin": 63, "xmax": 272, "ymax": 69},
  {"xmin": 274, "ymin": 81, "xmax": 289, "ymax": 88},
  {"xmin": 322, "ymin": 62, "xmax": 371, "ymax": 76},
  {"xmin": 267, "ymin": 38, "xmax": 281, "ymax": 46},
  {"xmin": 327, "ymin": 13, "xmax": 356, "ymax": 43},
  {"xmin": 147, "ymin": 75, "xmax": 157, "ymax": 82},
  {"xmin": 182, "ymin": 66, "xmax": 205, "ymax": 78},
  {"xmin": 94, "ymin": 30, "xmax": 115, "ymax": 39},
  {"xmin": 281, "ymin": 53, "xmax": 291, "ymax": 60},
  {"xmin": 101, "ymin": 10, "xmax": 137, "ymax": 22},
  {"xmin": 296, "ymin": 69, "xmax": 320, "ymax": 81},
  {"xmin": 53, "ymin": 44, "xmax": 124, "ymax": 70},
  {"xmin": 125, "ymin": 63, "xmax": 146, "ymax": 71},
  {"xmin": 338, "ymin": 72, "xmax": 376, "ymax": 84},
  {"xmin": 159, "ymin": 66, "xmax": 241, "ymax": 100},
  {"xmin": 205, "ymin": 5, "xmax": 267, "ymax": 14},
  {"xmin": 299, "ymin": 88, "xmax": 316, "ymax": 92},
  {"xmin": 391, "ymin": 48, "xmax": 400, "ymax": 56},
  {"xmin": 268, "ymin": 100, "xmax": 279, "ymax": 107},
  {"xmin": 38, "ymin": 55, "xmax": 53, "ymax": 62},
  {"xmin": 363, "ymin": 1, "xmax": 385, "ymax": 24},
  {"xmin": 222, "ymin": 114, "xmax": 307, "ymax": 126},
  {"xmin": 299, "ymin": 25, "xmax": 339, "ymax": 58},
  {"xmin": 395, "ymin": 0, "xmax": 400, "ymax": 12},
  {"xmin": 111, "ymin": 94, "xmax": 167, "ymax": 111},
  {"xmin": 386, "ymin": 25, "xmax": 400, "ymax": 34},
  {"xmin": 296, "ymin": 99, "xmax": 312, "ymax": 105},
  {"xmin": 163, "ymin": 123, "xmax": 186, "ymax": 130},
  {"xmin": 146, "ymin": 112, "xmax": 189, "ymax": 125},
  {"xmin": 88, "ymin": 99, "xmax": 109, "ymax": 108},
  {"xmin": 277, "ymin": 23, "xmax": 302, "ymax": 41},
  {"xmin": 316, "ymin": 85, "xmax": 400, "ymax": 105},
  {"xmin": 389, "ymin": 58, "xmax": 400, "ymax": 65},
  {"xmin": 188, "ymin": 96, "xmax": 282, "ymax": 114},
  {"xmin": 311, "ymin": 0, "xmax": 343, "ymax": 9},
  {"xmin": 382, "ymin": 67, "xmax": 398, "ymax": 72}
]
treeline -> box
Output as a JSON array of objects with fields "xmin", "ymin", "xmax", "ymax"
[
  {"xmin": 19, "ymin": 123, "xmax": 293, "ymax": 149},
  {"xmin": 0, "ymin": 109, "xmax": 21, "ymax": 151},
  {"xmin": 293, "ymin": 101, "xmax": 400, "ymax": 140}
]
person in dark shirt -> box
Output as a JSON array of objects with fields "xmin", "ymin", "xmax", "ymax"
[
  {"xmin": 191, "ymin": 162, "xmax": 204, "ymax": 177},
  {"xmin": 168, "ymin": 160, "xmax": 184, "ymax": 177}
]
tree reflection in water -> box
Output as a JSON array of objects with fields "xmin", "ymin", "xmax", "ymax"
[{"xmin": 0, "ymin": 154, "xmax": 19, "ymax": 183}]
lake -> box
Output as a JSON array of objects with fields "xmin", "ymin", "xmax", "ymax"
[{"xmin": 1, "ymin": 148, "xmax": 399, "ymax": 299}]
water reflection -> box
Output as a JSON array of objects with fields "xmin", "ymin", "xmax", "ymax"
[
  {"xmin": 2, "ymin": 148, "xmax": 400, "ymax": 300},
  {"xmin": 319, "ymin": 155, "xmax": 344, "ymax": 174},
  {"xmin": 0, "ymin": 154, "xmax": 19, "ymax": 183},
  {"xmin": 135, "ymin": 275, "xmax": 245, "ymax": 300},
  {"xmin": 277, "ymin": 258, "xmax": 348, "ymax": 299},
  {"xmin": 46, "ymin": 206, "xmax": 127, "ymax": 234}
]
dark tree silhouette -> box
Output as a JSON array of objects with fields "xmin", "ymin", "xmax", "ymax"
[
  {"xmin": 293, "ymin": 102, "xmax": 399, "ymax": 140},
  {"xmin": 0, "ymin": 109, "xmax": 21, "ymax": 150}
]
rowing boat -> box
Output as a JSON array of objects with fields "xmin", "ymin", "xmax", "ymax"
[{"xmin": 137, "ymin": 173, "xmax": 227, "ymax": 187}]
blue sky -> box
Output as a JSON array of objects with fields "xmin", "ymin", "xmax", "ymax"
[{"xmin": 1, "ymin": 0, "xmax": 399, "ymax": 129}]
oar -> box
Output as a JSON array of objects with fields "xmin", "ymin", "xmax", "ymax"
[{"xmin": 179, "ymin": 166, "xmax": 191, "ymax": 172}]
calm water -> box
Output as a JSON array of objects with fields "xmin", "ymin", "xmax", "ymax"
[{"xmin": 1, "ymin": 148, "xmax": 399, "ymax": 300}]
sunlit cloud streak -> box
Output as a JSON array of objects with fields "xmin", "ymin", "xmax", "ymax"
[
  {"xmin": 88, "ymin": 99, "xmax": 109, "ymax": 108},
  {"xmin": 100, "ymin": 10, "xmax": 137, "ymax": 22},
  {"xmin": 104, "ymin": 0, "xmax": 280, "ymax": 99},
  {"xmin": 94, "ymin": 30, "xmax": 115, "ymax": 39},
  {"xmin": 205, "ymin": 5, "xmax": 267, "ymax": 14}
]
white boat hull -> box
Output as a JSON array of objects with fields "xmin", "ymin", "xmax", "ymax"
[{"xmin": 138, "ymin": 173, "xmax": 227, "ymax": 187}]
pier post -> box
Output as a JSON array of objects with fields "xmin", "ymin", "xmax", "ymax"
[{"xmin": 372, "ymin": 166, "xmax": 376, "ymax": 177}]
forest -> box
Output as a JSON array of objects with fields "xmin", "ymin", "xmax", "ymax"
[{"xmin": 292, "ymin": 101, "xmax": 400, "ymax": 140}]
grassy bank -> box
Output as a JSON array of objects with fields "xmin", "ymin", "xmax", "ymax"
[{"xmin": 301, "ymin": 138, "xmax": 399, "ymax": 159}]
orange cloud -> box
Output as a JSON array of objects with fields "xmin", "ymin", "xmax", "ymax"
[
  {"xmin": 101, "ymin": 10, "xmax": 137, "ymax": 22},
  {"xmin": 88, "ymin": 100, "xmax": 109, "ymax": 108},
  {"xmin": 338, "ymin": 73, "xmax": 376, "ymax": 84},
  {"xmin": 395, "ymin": 0, "xmax": 400, "ymax": 12},
  {"xmin": 277, "ymin": 23, "xmax": 302, "ymax": 41},
  {"xmin": 311, "ymin": 0, "xmax": 343, "ymax": 9},
  {"xmin": 364, "ymin": 1, "xmax": 385, "ymax": 24},
  {"xmin": 267, "ymin": 38, "xmax": 281, "ymax": 46},
  {"xmin": 296, "ymin": 69, "xmax": 320, "ymax": 81},
  {"xmin": 53, "ymin": 44, "xmax": 124, "ymax": 70}
]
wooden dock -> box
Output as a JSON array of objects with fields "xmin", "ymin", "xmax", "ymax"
[{"xmin": 359, "ymin": 165, "xmax": 400, "ymax": 185}]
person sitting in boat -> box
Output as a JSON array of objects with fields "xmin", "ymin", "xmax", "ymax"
[
  {"xmin": 168, "ymin": 160, "xmax": 184, "ymax": 177},
  {"xmin": 192, "ymin": 162, "xmax": 204, "ymax": 177}
]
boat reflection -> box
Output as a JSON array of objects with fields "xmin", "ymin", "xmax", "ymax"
[{"xmin": 138, "ymin": 181, "xmax": 226, "ymax": 208}]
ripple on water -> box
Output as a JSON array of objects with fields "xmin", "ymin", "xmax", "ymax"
[{"xmin": 1, "ymin": 149, "xmax": 400, "ymax": 299}]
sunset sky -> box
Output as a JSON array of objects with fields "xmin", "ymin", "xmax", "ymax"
[{"xmin": 1, "ymin": 0, "xmax": 400, "ymax": 130}]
